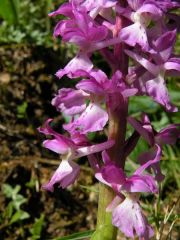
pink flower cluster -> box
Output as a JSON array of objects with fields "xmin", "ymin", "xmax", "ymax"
[{"xmin": 39, "ymin": 0, "xmax": 180, "ymax": 239}]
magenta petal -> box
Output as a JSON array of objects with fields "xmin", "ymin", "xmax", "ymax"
[
  {"xmin": 48, "ymin": 3, "xmax": 73, "ymax": 18},
  {"xmin": 127, "ymin": 0, "xmax": 144, "ymax": 11},
  {"xmin": 152, "ymin": 30, "xmax": 176, "ymax": 62},
  {"xmin": 112, "ymin": 198, "xmax": 154, "ymax": 239},
  {"xmin": 146, "ymin": 76, "xmax": 178, "ymax": 112},
  {"xmin": 74, "ymin": 103, "xmax": 108, "ymax": 133},
  {"xmin": 43, "ymin": 139, "xmax": 70, "ymax": 154},
  {"xmin": 137, "ymin": 145, "xmax": 165, "ymax": 182},
  {"xmin": 125, "ymin": 50, "xmax": 159, "ymax": 75},
  {"xmin": 122, "ymin": 175, "xmax": 158, "ymax": 193},
  {"xmin": 56, "ymin": 53, "xmax": 93, "ymax": 79},
  {"xmin": 76, "ymin": 79, "xmax": 104, "ymax": 95},
  {"xmin": 128, "ymin": 116, "xmax": 154, "ymax": 146},
  {"xmin": 95, "ymin": 172, "xmax": 111, "ymax": 186},
  {"xmin": 52, "ymin": 88, "xmax": 87, "ymax": 115},
  {"xmin": 138, "ymin": 3, "xmax": 162, "ymax": 17},
  {"xmin": 101, "ymin": 164, "xmax": 126, "ymax": 185},
  {"xmin": 77, "ymin": 139, "xmax": 115, "ymax": 158},
  {"xmin": 164, "ymin": 58, "xmax": 180, "ymax": 72},
  {"xmin": 155, "ymin": 124, "xmax": 180, "ymax": 145},
  {"xmin": 121, "ymin": 88, "xmax": 138, "ymax": 98},
  {"xmin": 102, "ymin": 150, "xmax": 111, "ymax": 164},
  {"xmin": 106, "ymin": 196, "xmax": 122, "ymax": 212},
  {"xmin": 42, "ymin": 160, "xmax": 80, "ymax": 191},
  {"xmin": 120, "ymin": 23, "xmax": 149, "ymax": 50},
  {"xmin": 88, "ymin": 25, "xmax": 108, "ymax": 42},
  {"xmin": 38, "ymin": 119, "xmax": 74, "ymax": 149}
]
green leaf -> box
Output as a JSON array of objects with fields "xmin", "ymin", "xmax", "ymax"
[
  {"xmin": 30, "ymin": 214, "xmax": 45, "ymax": 240},
  {"xmin": 12, "ymin": 194, "xmax": 27, "ymax": 210},
  {"xmin": 2, "ymin": 184, "xmax": 14, "ymax": 198},
  {"xmin": 10, "ymin": 210, "xmax": 30, "ymax": 224},
  {"xmin": 54, "ymin": 230, "xmax": 95, "ymax": 240},
  {"xmin": 2, "ymin": 184, "xmax": 21, "ymax": 198},
  {"xmin": 0, "ymin": 0, "xmax": 19, "ymax": 24},
  {"xmin": 17, "ymin": 101, "xmax": 28, "ymax": 119},
  {"xmin": 25, "ymin": 178, "xmax": 36, "ymax": 189},
  {"xmin": 4, "ymin": 202, "xmax": 14, "ymax": 219}
]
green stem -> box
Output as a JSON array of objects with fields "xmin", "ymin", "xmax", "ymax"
[{"xmin": 91, "ymin": 184, "xmax": 117, "ymax": 240}]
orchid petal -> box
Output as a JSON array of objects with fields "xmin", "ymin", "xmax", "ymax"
[
  {"xmin": 125, "ymin": 50, "xmax": 159, "ymax": 75},
  {"xmin": 146, "ymin": 75, "xmax": 178, "ymax": 112},
  {"xmin": 43, "ymin": 139, "xmax": 70, "ymax": 154},
  {"xmin": 101, "ymin": 164, "xmax": 126, "ymax": 185},
  {"xmin": 155, "ymin": 124, "xmax": 180, "ymax": 145},
  {"xmin": 120, "ymin": 23, "xmax": 149, "ymax": 50},
  {"xmin": 128, "ymin": 116, "xmax": 154, "ymax": 146},
  {"xmin": 137, "ymin": 145, "xmax": 165, "ymax": 182},
  {"xmin": 52, "ymin": 88, "xmax": 87, "ymax": 115},
  {"xmin": 164, "ymin": 58, "xmax": 180, "ymax": 72},
  {"xmin": 77, "ymin": 139, "xmax": 114, "ymax": 158},
  {"xmin": 56, "ymin": 53, "xmax": 93, "ymax": 79},
  {"xmin": 42, "ymin": 160, "xmax": 80, "ymax": 191},
  {"xmin": 112, "ymin": 198, "xmax": 154, "ymax": 238},
  {"xmin": 74, "ymin": 103, "xmax": 108, "ymax": 133},
  {"xmin": 121, "ymin": 175, "xmax": 158, "ymax": 193}
]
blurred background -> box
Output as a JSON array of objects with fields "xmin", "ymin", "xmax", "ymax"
[{"xmin": 0, "ymin": 1, "xmax": 179, "ymax": 239}]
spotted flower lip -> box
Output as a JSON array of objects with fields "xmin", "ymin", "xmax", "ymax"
[
  {"xmin": 112, "ymin": 196, "xmax": 154, "ymax": 239},
  {"xmin": 42, "ymin": 160, "xmax": 80, "ymax": 191}
]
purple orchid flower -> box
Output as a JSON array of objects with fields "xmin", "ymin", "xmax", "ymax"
[
  {"xmin": 95, "ymin": 149, "xmax": 160, "ymax": 239},
  {"xmin": 50, "ymin": 2, "xmax": 109, "ymax": 49},
  {"xmin": 38, "ymin": 119, "xmax": 114, "ymax": 191},
  {"xmin": 95, "ymin": 147, "xmax": 159, "ymax": 194},
  {"xmin": 127, "ymin": 114, "xmax": 180, "ymax": 181},
  {"xmin": 125, "ymin": 30, "xmax": 180, "ymax": 112},
  {"xmin": 116, "ymin": 0, "xmax": 163, "ymax": 50},
  {"xmin": 52, "ymin": 73, "xmax": 109, "ymax": 134},
  {"xmin": 54, "ymin": 69, "xmax": 137, "ymax": 134},
  {"xmin": 128, "ymin": 114, "xmax": 180, "ymax": 147},
  {"xmin": 111, "ymin": 194, "xmax": 154, "ymax": 239}
]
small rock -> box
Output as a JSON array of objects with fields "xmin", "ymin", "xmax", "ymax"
[{"xmin": 0, "ymin": 73, "xmax": 10, "ymax": 84}]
